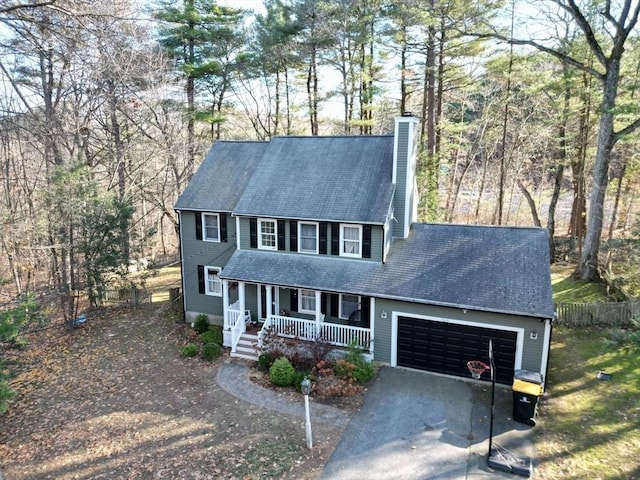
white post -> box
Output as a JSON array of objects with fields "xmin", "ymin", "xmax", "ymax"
[
  {"xmin": 222, "ymin": 279, "xmax": 230, "ymax": 330},
  {"xmin": 301, "ymin": 378, "xmax": 313, "ymax": 449},
  {"xmin": 315, "ymin": 290, "xmax": 322, "ymax": 336},
  {"xmin": 239, "ymin": 281, "xmax": 246, "ymax": 333},
  {"xmin": 266, "ymin": 286, "xmax": 273, "ymax": 318},
  {"xmin": 304, "ymin": 394, "xmax": 313, "ymax": 449}
]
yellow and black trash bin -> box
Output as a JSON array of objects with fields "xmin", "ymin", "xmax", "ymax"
[{"xmin": 512, "ymin": 370, "xmax": 544, "ymax": 426}]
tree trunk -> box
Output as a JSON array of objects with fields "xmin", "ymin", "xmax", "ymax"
[{"xmin": 576, "ymin": 60, "xmax": 621, "ymax": 280}]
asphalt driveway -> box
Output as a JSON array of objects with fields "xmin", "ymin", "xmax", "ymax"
[{"xmin": 320, "ymin": 366, "xmax": 536, "ymax": 480}]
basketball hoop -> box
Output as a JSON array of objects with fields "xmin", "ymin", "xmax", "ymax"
[{"xmin": 467, "ymin": 360, "xmax": 490, "ymax": 380}]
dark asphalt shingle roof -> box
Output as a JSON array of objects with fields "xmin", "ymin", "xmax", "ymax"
[
  {"xmin": 233, "ymin": 135, "xmax": 395, "ymax": 223},
  {"xmin": 174, "ymin": 141, "xmax": 268, "ymax": 212},
  {"xmin": 219, "ymin": 223, "xmax": 554, "ymax": 319}
]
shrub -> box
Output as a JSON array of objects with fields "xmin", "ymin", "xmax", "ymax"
[
  {"xmin": 269, "ymin": 357, "xmax": 295, "ymax": 386},
  {"xmin": 201, "ymin": 325, "xmax": 223, "ymax": 345},
  {"xmin": 344, "ymin": 345, "xmax": 377, "ymax": 383},
  {"xmin": 193, "ymin": 314, "xmax": 210, "ymax": 334},
  {"xmin": 258, "ymin": 352, "xmax": 276, "ymax": 372},
  {"xmin": 202, "ymin": 342, "xmax": 222, "ymax": 361},
  {"xmin": 311, "ymin": 360, "xmax": 361, "ymax": 397},
  {"xmin": 181, "ymin": 343, "xmax": 198, "ymax": 357}
]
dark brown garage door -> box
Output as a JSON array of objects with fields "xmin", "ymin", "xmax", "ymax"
[{"xmin": 397, "ymin": 316, "xmax": 517, "ymax": 385}]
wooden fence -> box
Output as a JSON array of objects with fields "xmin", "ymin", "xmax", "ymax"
[
  {"xmin": 100, "ymin": 287, "xmax": 152, "ymax": 308},
  {"xmin": 555, "ymin": 301, "xmax": 640, "ymax": 327}
]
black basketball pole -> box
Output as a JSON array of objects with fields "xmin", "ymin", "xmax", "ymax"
[{"xmin": 488, "ymin": 339, "xmax": 495, "ymax": 460}]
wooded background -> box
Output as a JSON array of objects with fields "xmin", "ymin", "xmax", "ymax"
[{"xmin": 1, "ymin": 0, "xmax": 639, "ymax": 319}]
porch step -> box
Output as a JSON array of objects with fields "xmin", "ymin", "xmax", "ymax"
[{"xmin": 231, "ymin": 333, "xmax": 260, "ymax": 362}]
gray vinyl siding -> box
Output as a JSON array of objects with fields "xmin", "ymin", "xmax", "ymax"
[
  {"xmin": 238, "ymin": 216, "xmax": 383, "ymax": 262},
  {"xmin": 392, "ymin": 123, "xmax": 409, "ymax": 238},
  {"xmin": 180, "ymin": 210, "xmax": 237, "ymax": 320},
  {"xmin": 372, "ymin": 299, "xmax": 545, "ymax": 374}
]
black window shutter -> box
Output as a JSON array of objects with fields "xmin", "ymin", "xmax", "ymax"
[
  {"xmin": 319, "ymin": 222, "xmax": 327, "ymax": 255},
  {"xmin": 277, "ymin": 220, "xmax": 286, "ymax": 250},
  {"xmin": 363, "ymin": 225, "xmax": 372, "ymax": 258},
  {"xmin": 290, "ymin": 289, "xmax": 298, "ymax": 312},
  {"xmin": 361, "ymin": 296, "xmax": 371, "ymax": 317},
  {"xmin": 290, "ymin": 220, "xmax": 297, "ymax": 252},
  {"xmin": 195, "ymin": 212, "xmax": 202, "ymax": 240},
  {"xmin": 250, "ymin": 218, "xmax": 257, "ymax": 248},
  {"xmin": 330, "ymin": 294, "xmax": 339, "ymax": 317},
  {"xmin": 220, "ymin": 214, "xmax": 227, "ymax": 242},
  {"xmin": 197, "ymin": 265, "xmax": 205, "ymax": 294},
  {"xmin": 331, "ymin": 223, "xmax": 339, "ymax": 255}
]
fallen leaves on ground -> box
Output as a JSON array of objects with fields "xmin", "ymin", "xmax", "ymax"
[{"xmin": 0, "ymin": 307, "xmax": 345, "ymax": 479}]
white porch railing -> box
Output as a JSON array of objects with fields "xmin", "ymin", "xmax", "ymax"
[
  {"xmin": 258, "ymin": 314, "xmax": 371, "ymax": 351},
  {"xmin": 227, "ymin": 300, "xmax": 250, "ymax": 353}
]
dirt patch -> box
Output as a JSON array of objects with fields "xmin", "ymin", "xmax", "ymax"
[{"xmin": 0, "ymin": 306, "xmax": 349, "ymax": 479}]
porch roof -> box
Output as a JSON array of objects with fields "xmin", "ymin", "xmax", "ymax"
[{"xmin": 220, "ymin": 223, "xmax": 555, "ymax": 319}]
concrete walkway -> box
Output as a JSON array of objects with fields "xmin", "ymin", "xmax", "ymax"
[{"xmin": 217, "ymin": 361, "xmax": 537, "ymax": 479}]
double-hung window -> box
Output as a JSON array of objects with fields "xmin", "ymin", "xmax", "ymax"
[
  {"xmin": 203, "ymin": 213, "xmax": 220, "ymax": 242},
  {"xmin": 340, "ymin": 294, "xmax": 360, "ymax": 319},
  {"xmin": 299, "ymin": 289, "xmax": 316, "ymax": 314},
  {"xmin": 299, "ymin": 222, "xmax": 318, "ymax": 254},
  {"xmin": 258, "ymin": 219, "xmax": 277, "ymax": 250},
  {"xmin": 340, "ymin": 224, "xmax": 362, "ymax": 257},
  {"xmin": 205, "ymin": 266, "xmax": 222, "ymax": 296}
]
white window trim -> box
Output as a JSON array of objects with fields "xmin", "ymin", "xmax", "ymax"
[
  {"xmin": 204, "ymin": 266, "xmax": 222, "ymax": 297},
  {"xmin": 258, "ymin": 218, "xmax": 277, "ymax": 251},
  {"xmin": 339, "ymin": 294, "xmax": 361, "ymax": 319},
  {"xmin": 298, "ymin": 221, "xmax": 319, "ymax": 254},
  {"xmin": 340, "ymin": 224, "xmax": 362, "ymax": 258},
  {"xmin": 202, "ymin": 213, "xmax": 220, "ymax": 242},
  {"xmin": 298, "ymin": 289, "xmax": 316, "ymax": 314}
]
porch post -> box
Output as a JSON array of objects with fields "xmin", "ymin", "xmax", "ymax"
[
  {"xmin": 239, "ymin": 281, "xmax": 247, "ymax": 333},
  {"xmin": 222, "ymin": 279, "xmax": 230, "ymax": 330},
  {"xmin": 315, "ymin": 290, "xmax": 322, "ymax": 336},
  {"xmin": 266, "ymin": 286, "xmax": 273, "ymax": 319}
]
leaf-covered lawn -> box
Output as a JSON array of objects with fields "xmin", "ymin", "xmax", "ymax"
[
  {"xmin": 534, "ymin": 327, "xmax": 640, "ymax": 480},
  {"xmin": 0, "ymin": 307, "xmax": 343, "ymax": 479}
]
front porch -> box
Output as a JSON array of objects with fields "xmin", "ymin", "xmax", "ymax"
[{"xmin": 223, "ymin": 301, "xmax": 373, "ymax": 360}]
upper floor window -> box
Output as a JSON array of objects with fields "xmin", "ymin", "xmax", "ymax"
[
  {"xmin": 299, "ymin": 289, "xmax": 316, "ymax": 314},
  {"xmin": 299, "ymin": 221, "xmax": 318, "ymax": 254},
  {"xmin": 203, "ymin": 213, "xmax": 220, "ymax": 242},
  {"xmin": 340, "ymin": 224, "xmax": 362, "ymax": 258},
  {"xmin": 204, "ymin": 266, "xmax": 222, "ymax": 296},
  {"xmin": 258, "ymin": 219, "xmax": 277, "ymax": 250}
]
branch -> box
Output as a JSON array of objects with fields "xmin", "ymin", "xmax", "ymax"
[
  {"xmin": 0, "ymin": 0, "xmax": 56, "ymax": 15},
  {"xmin": 553, "ymin": 0, "xmax": 608, "ymax": 67},
  {"xmin": 468, "ymin": 31, "xmax": 605, "ymax": 81},
  {"xmin": 614, "ymin": 116, "xmax": 640, "ymax": 141}
]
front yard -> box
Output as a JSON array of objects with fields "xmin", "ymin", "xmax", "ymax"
[{"xmin": 0, "ymin": 306, "xmax": 345, "ymax": 479}]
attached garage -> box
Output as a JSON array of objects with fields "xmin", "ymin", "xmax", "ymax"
[{"xmin": 396, "ymin": 315, "xmax": 520, "ymax": 385}]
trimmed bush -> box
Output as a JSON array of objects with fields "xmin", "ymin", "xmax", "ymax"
[
  {"xmin": 181, "ymin": 343, "xmax": 198, "ymax": 357},
  {"xmin": 202, "ymin": 342, "xmax": 222, "ymax": 361},
  {"xmin": 193, "ymin": 314, "xmax": 210, "ymax": 334},
  {"xmin": 201, "ymin": 325, "xmax": 223, "ymax": 346},
  {"xmin": 269, "ymin": 357, "xmax": 295, "ymax": 387},
  {"xmin": 342, "ymin": 347, "xmax": 377, "ymax": 383}
]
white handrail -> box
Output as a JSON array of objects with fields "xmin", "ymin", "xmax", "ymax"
[{"xmin": 230, "ymin": 309, "xmax": 250, "ymax": 353}]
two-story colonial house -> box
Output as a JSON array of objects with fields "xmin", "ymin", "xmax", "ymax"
[{"xmin": 174, "ymin": 115, "xmax": 554, "ymax": 385}]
